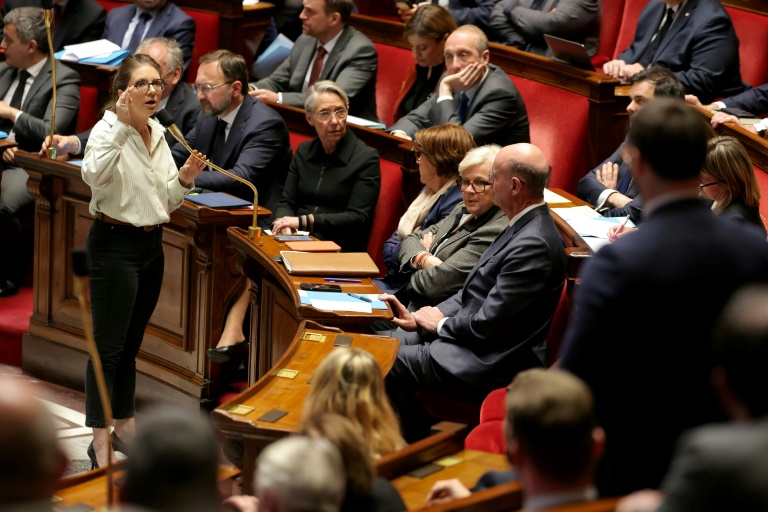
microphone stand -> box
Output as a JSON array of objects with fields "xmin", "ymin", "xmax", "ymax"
[{"xmin": 43, "ymin": 1, "xmax": 56, "ymax": 159}]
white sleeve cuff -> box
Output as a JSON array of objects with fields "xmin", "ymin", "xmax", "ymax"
[
  {"xmin": 436, "ymin": 95, "xmax": 453, "ymax": 103},
  {"xmin": 714, "ymin": 101, "xmax": 727, "ymax": 110},
  {"xmin": 437, "ymin": 317, "xmax": 448, "ymax": 336},
  {"xmin": 595, "ymin": 189, "xmax": 618, "ymax": 212},
  {"xmin": 277, "ymin": 92, "xmax": 283, "ymax": 104}
]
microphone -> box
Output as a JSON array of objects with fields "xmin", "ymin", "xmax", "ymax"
[
  {"xmin": 42, "ymin": 0, "xmax": 56, "ymax": 159},
  {"xmin": 72, "ymin": 248, "xmax": 116, "ymax": 498},
  {"xmin": 155, "ymin": 109, "xmax": 261, "ymax": 242}
]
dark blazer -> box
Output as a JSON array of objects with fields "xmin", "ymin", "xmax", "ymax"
[
  {"xmin": 171, "ymin": 94, "xmax": 293, "ymax": 214},
  {"xmin": 341, "ymin": 477, "xmax": 406, "ymax": 512},
  {"xmin": 577, "ymin": 140, "xmax": 643, "ymax": 222},
  {"xmin": 381, "ymin": 185, "xmax": 463, "ymax": 270},
  {"xmin": 489, "ymin": 0, "xmax": 600, "ymax": 57},
  {"xmin": 559, "ymin": 198, "xmax": 768, "ymax": 496},
  {"xmin": 103, "ymin": 2, "xmax": 195, "ymax": 74},
  {"xmin": 0, "ymin": 60, "xmax": 80, "ymax": 151},
  {"xmin": 0, "ymin": 0, "xmax": 106, "ymax": 52},
  {"xmin": 656, "ymin": 419, "xmax": 768, "ymax": 512},
  {"xmin": 431, "ymin": 0, "xmax": 498, "ymax": 34},
  {"xmin": 253, "ymin": 25, "xmax": 378, "ymax": 122},
  {"xmin": 723, "ymin": 83, "xmax": 768, "ymax": 114},
  {"xmin": 617, "ymin": 0, "xmax": 746, "ymax": 104},
  {"xmin": 273, "ymin": 129, "xmax": 380, "ymax": 253},
  {"xmin": 389, "ymin": 64, "xmax": 530, "ymax": 147},
  {"xmin": 721, "ymin": 199, "xmax": 766, "ymax": 236}
]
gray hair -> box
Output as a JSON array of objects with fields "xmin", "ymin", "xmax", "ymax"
[
  {"xmin": 137, "ymin": 37, "xmax": 184, "ymax": 73},
  {"xmin": 304, "ymin": 80, "xmax": 349, "ymax": 113},
  {"xmin": 509, "ymin": 160, "xmax": 550, "ymax": 191},
  {"xmin": 459, "ymin": 144, "xmax": 501, "ymax": 176},
  {"xmin": 4, "ymin": 7, "xmax": 47, "ymax": 55},
  {"xmin": 255, "ymin": 436, "xmax": 345, "ymax": 512}
]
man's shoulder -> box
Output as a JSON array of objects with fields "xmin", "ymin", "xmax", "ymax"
[
  {"xmin": 341, "ymin": 25, "xmax": 375, "ymax": 49},
  {"xmin": 106, "ymin": 3, "xmax": 134, "ymax": 18},
  {"xmin": 160, "ymin": 1, "xmax": 194, "ymax": 21}
]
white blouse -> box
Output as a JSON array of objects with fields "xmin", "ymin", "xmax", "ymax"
[{"xmin": 82, "ymin": 110, "xmax": 191, "ymax": 227}]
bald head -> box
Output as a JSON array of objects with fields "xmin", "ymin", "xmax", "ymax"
[
  {"xmin": 490, "ymin": 143, "xmax": 550, "ymax": 218},
  {"xmin": 0, "ymin": 378, "xmax": 65, "ymax": 504}
]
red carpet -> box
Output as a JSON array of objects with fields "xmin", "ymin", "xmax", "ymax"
[{"xmin": 0, "ymin": 286, "xmax": 33, "ymax": 367}]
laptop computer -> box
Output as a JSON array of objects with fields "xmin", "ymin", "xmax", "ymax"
[{"xmin": 543, "ymin": 34, "xmax": 595, "ymax": 72}]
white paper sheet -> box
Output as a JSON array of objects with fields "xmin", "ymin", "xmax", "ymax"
[
  {"xmin": 544, "ymin": 189, "xmax": 570, "ymax": 203},
  {"xmin": 61, "ymin": 39, "xmax": 121, "ymax": 60},
  {"xmin": 310, "ymin": 299, "xmax": 372, "ymax": 313}
]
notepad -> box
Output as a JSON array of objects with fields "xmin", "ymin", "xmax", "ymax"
[
  {"xmin": 285, "ymin": 241, "xmax": 341, "ymax": 252},
  {"xmin": 280, "ymin": 251, "xmax": 379, "ymax": 276},
  {"xmin": 185, "ymin": 192, "xmax": 252, "ymax": 209}
]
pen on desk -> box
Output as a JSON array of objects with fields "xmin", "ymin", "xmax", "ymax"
[
  {"xmin": 324, "ymin": 278, "xmax": 362, "ymax": 283},
  {"xmin": 347, "ymin": 292, "xmax": 372, "ymax": 303},
  {"xmin": 612, "ymin": 215, "xmax": 631, "ymax": 240}
]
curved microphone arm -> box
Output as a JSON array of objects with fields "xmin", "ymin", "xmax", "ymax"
[
  {"xmin": 43, "ymin": 0, "xmax": 56, "ymax": 159},
  {"xmin": 157, "ymin": 111, "xmax": 261, "ymax": 241}
]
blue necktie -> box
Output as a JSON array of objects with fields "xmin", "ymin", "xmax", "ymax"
[
  {"xmin": 127, "ymin": 12, "xmax": 152, "ymax": 52},
  {"xmin": 530, "ymin": 0, "xmax": 546, "ymax": 10},
  {"xmin": 457, "ymin": 92, "xmax": 469, "ymax": 123},
  {"xmin": 617, "ymin": 171, "xmax": 631, "ymax": 194}
]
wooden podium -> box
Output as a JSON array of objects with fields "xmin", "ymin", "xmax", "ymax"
[{"xmin": 18, "ymin": 151, "xmax": 270, "ymax": 408}]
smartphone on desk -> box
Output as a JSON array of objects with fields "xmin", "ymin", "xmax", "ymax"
[
  {"xmin": 300, "ymin": 282, "xmax": 342, "ymax": 292},
  {"xmin": 720, "ymin": 107, "xmax": 757, "ymax": 118}
]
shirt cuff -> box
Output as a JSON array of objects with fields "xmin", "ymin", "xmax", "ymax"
[
  {"xmin": 74, "ymin": 136, "xmax": 82, "ymax": 155},
  {"xmin": 595, "ymin": 188, "xmax": 618, "ymax": 212},
  {"xmin": 436, "ymin": 95, "xmax": 453, "ymax": 103},
  {"xmin": 437, "ymin": 317, "xmax": 448, "ymax": 336},
  {"xmin": 277, "ymin": 92, "xmax": 283, "ymax": 104},
  {"xmin": 714, "ymin": 101, "xmax": 726, "ymax": 110},
  {"xmin": 14, "ymin": 110, "xmax": 22, "ymax": 123}
]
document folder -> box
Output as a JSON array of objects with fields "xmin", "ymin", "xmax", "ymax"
[
  {"xmin": 280, "ymin": 251, "xmax": 379, "ymax": 276},
  {"xmin": 284, "ymin": 241, "xmax": 341, "ymax": 252}
]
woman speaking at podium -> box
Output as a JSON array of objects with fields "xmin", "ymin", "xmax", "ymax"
[{"xmin": 81, "ymin": 54, "xmax": 205, "ymax": 469}]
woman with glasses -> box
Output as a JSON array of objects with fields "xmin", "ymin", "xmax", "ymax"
[
  {"xmin": 81, "ymin": 54, "xmax": 205, "ymax": 468},
  {"xmin": 376, "ymin": 145, "xmax": 507, "ymax": 309}
]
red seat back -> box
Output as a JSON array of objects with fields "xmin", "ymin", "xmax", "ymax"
[
  {"xmin": 753, "ymin": 165, "xmax": 768, "ymax": 222},
  {"xmin": 96, "ymin": 0, "xmax": 124, "ymax": 12},
  {"xmin": 592, "ymin": 0, "xmax": 626, "ymax": 67},
  {"xmin": 77, "ymin": 85, "xmax": 100, "ymax": 133},
  {"xmin": 367, "ymin": 159, "xmax": 405, "ymax": 276},
  {"xmin": 184, "ymin": 9, "xmax": 219, "ymax": 82},
  {"xmin": 464, "ymin": 388, "xmax": 507, "ymax": 454},
  {"xmin": 373, "ymin": 42, "xmax": 411, "ymax": 127},
  {"xmin": 613, "ymin": 0, "xmax": 649, "ymax": 59},
  {"xmin": 725, "ymin": 6, "xmax": 768, "ymax": 88}
]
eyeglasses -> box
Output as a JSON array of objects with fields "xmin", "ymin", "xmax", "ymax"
[
  {"xmin": 191, "ymin": 81, "xmax": 233, "ymax": 95},
  {"xmin": 314, "ymin": 108, "xmax": 347, "ymax": 121},
  {"xmin": 413, "ymin": 147, "xmax": 429, "ymax": 162},
  {"xmin": 456, "ymin": 178, "xmax": 491, "ymax": 192},
  {"xmin": 132, "ymin": 79, "xmax": 166, "ymax": 93},
  {"xmin": 699, "ymin": 181, "xmax": 722, "ymax": 189}
]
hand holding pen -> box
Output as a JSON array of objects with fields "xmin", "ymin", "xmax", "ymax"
[{"xmin": 608, "ymin": 215, "xmax": 636, "ymax": 242}]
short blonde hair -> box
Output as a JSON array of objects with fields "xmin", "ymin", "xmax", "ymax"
[
  {"xmin": 302, "ymin": 348, "xmax": 406, "ymax": 457},
  {"xmin": 704, "ymin": 135, "xmax": 761, "ymax": 211}
]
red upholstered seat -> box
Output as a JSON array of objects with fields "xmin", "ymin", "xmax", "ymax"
[
  {"xmin": 510, "ymin": 75, "xmax": 589, "ymax": 195},
  {"xmin": 415, "ymin": 390, "xmax": 482, "ymax": 425},
  {"xmin": 77, "ymin": 85, "xmax": 99, "ymax": 133},
  {"xmin": 725, "ymin": 6, "xmax": 768, "ymax": 88},
  {"xmin": 184, "ymin": 9, "xmax": 219, "ymax": 82},
  {"xmin": 612, "ymin": 0, "xmax": 649, "ymax": 60},
  {"xmin": 96, "ymin": 0, "xmax": 124, "ymax": 12},
  {"xmin": 464, "ymin": 388, "xmax": 507, "ymax": 454},
  {"xmin": 373, "ymin": 42, "xmax": 411, "ymax": 128},
  {"xmin": 753, "ymin": 165, "xmax": 768, "ymax": 223},
  {"xmin": 289, "ymin": 131, "xmax": 312, "ymax": 152},
  {"xmin": 591, "ymin": 0, "xmax": 626, "ymax": 68},
  {"xmin": 367, "ymin": 159, "xmax": 404, "ymax": 276}
]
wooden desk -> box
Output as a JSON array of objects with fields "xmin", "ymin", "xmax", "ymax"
[
  {"xmin": 227, "ymin": 227, "xmax": 394, "ymax": 382},
  {"xmin": 546, "ymin": 188, "xmax": 593, "ymax": 288},
  {"xmin": 18, "ymin": 151, "xmax": 271, "ymax": 408},
  {"xmin": 211, "ymin": 320, "xmax": 399, "ymax": 494}
]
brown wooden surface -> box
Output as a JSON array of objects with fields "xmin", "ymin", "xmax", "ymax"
[
  {"xmin": 211, "ymin": 319, "xmax": 399, "ymax": 494},
  {"xmin": 413, "ymin": 481, "xmax": 524, "ymax": 512},
  {"xmin": 546, "ymin": 188, "xmax": 593, "ymax": 286},
  {"xmin": 18, "ymin": 151, "xmax": 270, "ymax": 407},
  {"xmin": 534, "ymin": 498, "xmax": 621, "ymax": 512}
]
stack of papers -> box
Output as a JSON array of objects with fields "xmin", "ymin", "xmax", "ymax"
[
  {"xmin": 55, "ymin": 39, "xmax": 130, "ymax": 66},
  {"xmin": 298, "ymin": 290, "xmax": 387, "ymax": 313},
  {"xmin": 347, "ymin": 115, "xmax": 386, "ymax": 130},
  {"xmin": 551, "ymin": 206, "xmax": 635, "ymax": 252},
  {"xmin": 544, "ymin": 189, "xmax": 570, "ymax": 204}
]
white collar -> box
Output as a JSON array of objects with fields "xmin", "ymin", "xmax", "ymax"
[{"xmin": 507, "ymin": 200, "xmax": 545, "ymax": 227}]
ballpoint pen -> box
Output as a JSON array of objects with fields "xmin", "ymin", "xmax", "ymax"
[
  {"xmin": 611, "ymin": 215, "xmax": 631, "ymax": 240},
  {"xmin": 325, "ymin": 278, "xmax": 362, "ymax": 283},
  {"xmin": 347, "ymin": 292, "xmax": 372, "ymax": 303}
]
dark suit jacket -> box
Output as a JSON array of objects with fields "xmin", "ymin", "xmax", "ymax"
[
  {"xmin": 0, "ymin": 59, "xmax": 80, "ymax": 152},
  {"xmin": 171, "ymin": 95, "xmax": 293, "ymax": 214},
  {"xmin": 559, "ymin": 198, "xmax": 768, "ymax": 496},
  {"xmin": 617, "ymin": 0, "xmax": 746, "ymax": 104},
  {"xmin": 489, "ymin": 0, "xmax": 600, "ymax": 57},
  {"xmin": 721, "ymin": 199, "xmax": 766, "ymax": 236},
  {"xmin": 576, "ymin": 140, "xmax": 643, "ymax": 222},
  {"xmin": 723, "ymin": 83, "xmax": 768, "ymax": 114},
  {"xmin": 389, "ymin": 64, "xmax": 530, "ymax": 147},
  {"xmin": 103, "ymin": 1, "xmax": 195, "ymax": 74},
  {"xmin": 431, "ymin": 0, "xmax": 498, "ymax": 34},
  {"xmin": 253, "ymin": 25, "xmax": 378, "ymax": 122},
  {"xmin": 657, "ymin": 419, "xmax": 768, "ymax": 512},
  {"xmin": 0, "ymin": 0, "xmax": 105, "ymax": 52}
]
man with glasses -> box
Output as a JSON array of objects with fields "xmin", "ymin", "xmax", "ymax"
[
  {"xmin": 380, "ymin": 142, "xmax": 566, "ymax": 441},
  {"xmin": 389, "ymin": 24, "xmax": 529, "ymax": 147},
  {"xmin": 170, "ymin": 49, "xmax": 292, "ymax": 211}
]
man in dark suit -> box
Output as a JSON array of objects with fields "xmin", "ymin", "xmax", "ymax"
[
  {"xmin": 0, "ymin": 0, "xmax": 106, "ymax": 51},
  {"xmin": 103, "ymin": 0, "xmax": 195, "ymax": 75},
  {"xmin": 686, "ymin": 85, "xmax": 768, "ymax": 136},
  {"xmin": 602, "ymin": 0, "xmax": 746, "ymax": 104},
  {"xmin": 389, "ymin": 25, "xmax": 530, "ymax": 147},
  {"xmin": 381, "ymin": 142, "xmax": 566, "ymax": 441},
  {"xmin": 0, "ymin": 6, "xmax": 80, "ymax": 297},
  {"xmin": 488, "ymin": 0, "xmax": 601, "ymax": 57},
  {"xmin": 171, "ymin": 49, "xmax": 293, "ymax": 214},
  {"xmin": 559, "ymin": 99, "xmax": 768, "ymax": 497},
  {"xmin": 249, "ymin": 0, "xmax": 378, "ymax": 122},
  {"xmin": 577, "ymin": 66, "xmax": 684, "ymax": 222}
]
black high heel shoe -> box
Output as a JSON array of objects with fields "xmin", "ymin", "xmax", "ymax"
[
  {"xmin": 206, "ymin": 340, "xmax": 248, "ymax": 364},
  {"xmin": 87, "ymin": 441, "xmax": 98, "ymax": 470},
  {"xmin": 111, "ymin": 431, "xmax": 128, "ymax": 455}
]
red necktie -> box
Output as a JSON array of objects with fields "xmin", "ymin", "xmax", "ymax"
[{"xmin": 308, "ymin": 46, "xmax": 327, "ymax": 86}]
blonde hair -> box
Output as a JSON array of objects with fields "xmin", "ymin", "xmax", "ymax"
[
  {"xmin": 302, "ymin": 348, "xmax": 406, "ymax": 457},
  {"xmin": 704, "ymin": 135, "xmax": 761, "ymax": 211}
]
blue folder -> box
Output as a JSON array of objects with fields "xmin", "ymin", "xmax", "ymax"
[{"xmin": 55, "ymin": 49, "xmax": 130, "ymax": 67}]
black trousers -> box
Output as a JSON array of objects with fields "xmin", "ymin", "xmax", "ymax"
[{"xmin": 84, "ymin": 220, "xmax": 164, "ymax": 428}]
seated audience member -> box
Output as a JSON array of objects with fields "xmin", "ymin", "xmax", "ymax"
[
  {"xmin": 427, "ymin": 369, "xmax": 603, "ymax": 509},
  {"xmin": 577, "ymin": 66, "xmax": 684, "ymax": 222},
  {"xmin": 398, "ymin": 0, "xmax": 497, "ymax": 36},
  {"xmin": 381, "ymin": 123, "xmax": 475, "ymax": 272},
  {"xmin": 254, "ymin": 436, "xmax": 346, "ymax": 512},
  {"xmin": 488, "ymin": 0, "xmax": 600, "ymax": 57},
  {"xmin": 381, "ymin": 143, "xmax": 567, "ymax": 441},
  {"xmin": 0, "ymin": 0, "xmax": 105, "ymax": 51},
  {"xmin": 303, "ymin": 348, "xmax": 407, "ymax": 458},
  {"xmin": 700, "ymin": 135, "xmax": 765, "ymax": 235},
  {"xmin": 0, "ymin": 377, "xmax": 67, "ymax": 508},
  {"xmin": 208, "ymin": 81, "xmax": 379, "ymax": 363},
  {"xmin": 376, "ymin": 144, "xmax": 507, "ymax": 310},
  {"xmin": 616, "ymin": 284, "xmax": 768, "ymax": 512},
  {"xmin": 0, "ymin": 6, "xmax": 80, "ymax": 298},
  {"xmin": 103, "ymin": 0, "xmax": 195, "ymax": 75},
  {"xmin": 171, "ymin": 49, "xmax": 292, "ymax": 208},
  {"xmin": 301, "ymin": 413, "xmax": 406, "ymax": 512},
  {"xmin": 249, "ymin": 0, "xmax": 378, "ymax": 122},
  {"xmin": 393, "ymin": 4, "xmax": 457, "ymax": 124},
  {"xmin": 389, "ymin": 25, "xmax": 530, "ymax": 147},
  {"xmin": 687, "ymin": 86, "xmax": 768, "ymax": 135},
  {"xmin": 559, "ymin": 99, "xmax": 768, "ymax": 497},
  {"xmin": 119, "ymin": 406, "xmax": 221, "ymax": 512},
  {"xmin": 44, "ymin": 37, "xmax": 200, "ymax": 157},
  {"xmin": 602, "ymin": 0, "xmax": 746, "ymax": 104}
]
